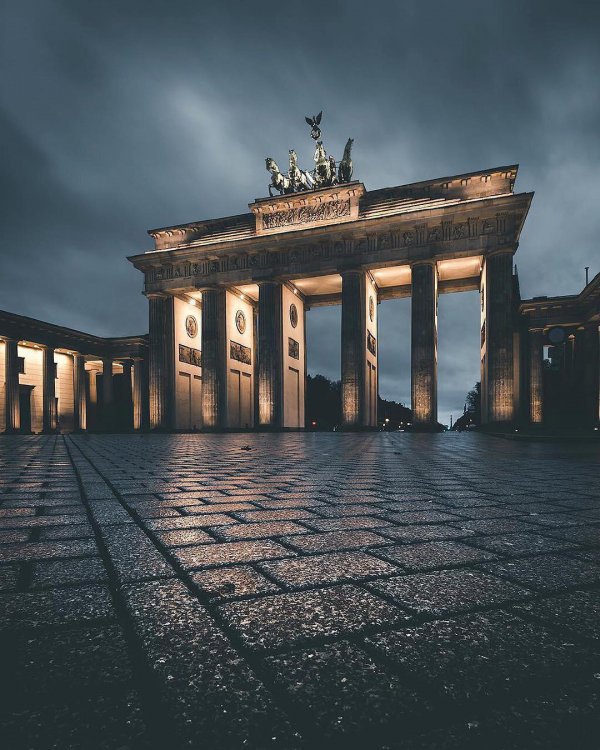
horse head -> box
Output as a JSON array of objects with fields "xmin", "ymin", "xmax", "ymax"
[
  {"xmin": 265, "ymin": 158, "xmax": 279, "ymax": 174},
  {"xmin": 343, "ymin": 138, "xmax": 354, "ymax": 158}
]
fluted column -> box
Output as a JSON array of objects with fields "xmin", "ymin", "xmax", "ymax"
[
  {"xmin": 582, "ymin": 324, "xmax": 600, "ymax": 426},
  {"xmin": 411, "ymin": 262, "xmax": 438, "ymax": 428},
  {"xmin": 73, "ymin": 354, "xmax": 87, "ymax": 431},
  {"xmin": 258, "ymin": 282, "xmax": 283, "ymax": 428},
  {"xmin": 201, "ymin": 288, "xmax": 226, "ymax": 429},
  {"xmin": 132, "ymin": 357, "xmax": 144, "ymax": 431},
  {"xmin": 42, "ymin": 346, "xmax": 57, "ymax": 433},
  {"xmin": 482, "ymin": 251, "xmax": 515, "ymax": 424},
  {"xmin": 121, "ymin": 360, "xmax": 133, "ymax": 430},
  {"xmin": 528, "ymin": 329, "xmax": 544, "ymax": 424},
  {"xmin": 100, "ymin": 357, "xmax": 113, "ymax": 432},
  {"xmin": 4, "ymin": 338, "xmax": 20, "ymax": 433},
  {"xmin": 148, "ymin": 293, "xmax": 175, "ymax": 430},
  {"xmin": 340, "ymin": 270, "xmax": 378, "ymax": 429}
]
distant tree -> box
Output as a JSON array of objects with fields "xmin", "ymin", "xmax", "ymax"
[
  {"xmin": 377, "ymin": 395, "xmax": 412, "ymax": 430},
  {"xmin": 465, "ymin": 382, "xmax": 481, "ymax": 424},
  {"xmin": 305, "ymin": 374, "xmax": 341, "ymax": 430},
  {"xmin": 306, "ymin": 373, "xmax": 417, "ymax": 430},
  {"xmin": 453, "ymin": 381, "xmax": 481, "ymax": 430}
]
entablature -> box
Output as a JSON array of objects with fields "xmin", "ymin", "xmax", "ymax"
[{"xmin": 133, "ymin": 191, "xmax": 531, "ymax": 295}]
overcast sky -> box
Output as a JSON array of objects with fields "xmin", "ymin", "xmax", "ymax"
[{"xmin": 2, "ymin": 1, "xmax": 599, "ymax": 425}]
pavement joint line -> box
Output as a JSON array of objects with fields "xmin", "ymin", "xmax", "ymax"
[
  {"xmin": 61, "ymin": 435, "xmax": 177, "ymax": 748},
  {"xmin": 67, "ymin": 434, "xmax": 313, "ymax": 748}
]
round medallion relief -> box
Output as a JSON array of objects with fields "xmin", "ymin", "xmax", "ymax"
[
  {"xmin": 548, "ymin": 327, "xmax": 566, "ymax": 345},
  {"xmin": 185, "ymin": 315, "xmax": 198, "ymax": 339},
  {"xmin": 235, "ymin": 309, "xmax": 246, "ymax": 334},
  {"xmin": 289, "ymin": 303, "xmax": 298, "ymax": 329},
  {"xmin": 369, "ymin": 296, "xmax": 375, "ymax": 322}
]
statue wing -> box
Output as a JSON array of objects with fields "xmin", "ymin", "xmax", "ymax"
[
  {"xmin": 305, "ymin": 116, "xmax": 314, "ymax": 126},
  {"xmin": 316, "ymin": 111, "xmax": 322, "ymax": 124}
]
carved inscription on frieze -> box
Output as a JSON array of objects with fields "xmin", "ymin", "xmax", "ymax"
[{"xmin": 262, "ymin": 199, "xmax": 351, "ymax": 230}]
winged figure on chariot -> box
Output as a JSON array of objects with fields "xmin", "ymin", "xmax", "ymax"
[{"xmin": 265, "ymin": 112, "xmax": 354, "ymax": 196}]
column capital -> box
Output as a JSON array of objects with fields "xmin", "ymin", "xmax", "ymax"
[
  {"xmin": 145, "ymin": 291, "xmax": 170, "ymax": 300},
  {"xmin": 409, "ymin": 258, "xmax": 437, "ymax": 268},
  {"xmin": 486, "ymin": 245, "xmax": 517, "ymax": 259}
]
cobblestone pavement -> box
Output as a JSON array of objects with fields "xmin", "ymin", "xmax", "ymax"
[{"xmin": 1, "ymin": 433, "xmax": 599, "ymax": 749}]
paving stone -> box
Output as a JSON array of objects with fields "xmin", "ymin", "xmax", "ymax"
[
  {"xmin": 122, "ymin": 579, "xmax": 300, "ymax": 747},
  {"xmin": 190, "ymin": 565, "xmax": 280, "ymax": 600},
  {"xmin": 39, "ymin": 523, "xmax": 95, "ymax": 540},
  {"xmin": 156, "ymin": 528, "xmax": 215, "ymax": 547},
  {"xmin": 220, "ymin": 584, "xmax": 408, "ymax": 650},
  {"xmin": 0, "ymin": 584, "xmax": 115, "ymax": 630},
  {"xmin": 185, "ymin": 502, "xmax": 257, "ymax": 514},
  {"xmin": 211, "ymin": 520, "xmax": 309, "ymax": 541},
  {"xmin": 366, "ymin": 611, "xmax": 599, "ymax": 703},
  {"xmin": 382, "ymin": 510, "xmax": 464, "ymax": 525},
  {"xmin": 375, "ymin": 524, "xmax": 477, "ymax": 543},
  {"xmin": 0, "ymin": 564, "xmax": 19, "ymax": 591},
  {"xmin": 233, "ymin": 509, "xmax": 319, "ymax": 522},
  {"xmin": 0, "ymin": 539, "xmax": 98, "ymax": 563},
  {"xmin": 260, "ymin": 550, "xmax": 399, "ymax": 588},
  {"xmin": 263, "ymin": 641, "xmax": 431, "ymax": 744},
  {"xmin": 449, "ymin": 518, "xmax": 537, "ymax": 535},
  {"xmin": 466, "ymin": 531, "xmax": 580, "ymax": 556},
  {"xmin": 148, "ymin": 513, "xmax": 234, "ymax": 530},
  {"xmin": 0, "ymin": 513, "xmax": 89, "ymax": 529},
  {"xmin": 536, "ymin": 525, "xmax": 600, "ymax": 546},
  {"xmin": 1, "ymin": 690, "xmax": 148, "ymax": 750},
  {"xmin": 280, "ymin": 529, "xmax": 389, "ymax": 553},
  {"xmin": 514, "ymin": 589, "xmax": 600, "ymax": 641},
  {"xmin": 479, "ymin": 554, "xmax": 600, "ymax": 592},
  {"xmin": 0, "ymin": 530, "xmax": 31, "ymax": 544},
  {"xmin": 301, "ymin": 515, "xmax": 392, "ymax": 532},
  {"xmin": 377, "ymin": 541, "xmax": 498, "ymax": 571},
  {"xmin": 369, "ymin": 569, "xmax": 531, "ymax": 615},
  {"xmin": 100, "ymin": 526, "xmax": 174, "ymax": 583},
  {"xmin": 172, "ymin": 539, "xmax": 293, "ymax": 569},
  {"xmin": 31, "ymin": 557, "xmax": 108, "ymax": 588},
  {"xmin": 0, "ymin": 624, "xmax": 134, "ymax": 703}
]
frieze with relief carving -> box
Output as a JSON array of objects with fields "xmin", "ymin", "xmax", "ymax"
[{"xmin": 144, "ymin": 212, "xmax": 516, "ymax": 287}]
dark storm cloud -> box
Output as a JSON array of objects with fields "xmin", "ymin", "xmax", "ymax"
[{"xmin": 1, "ymin": 0, "xmax": 599, "ymax": 423}]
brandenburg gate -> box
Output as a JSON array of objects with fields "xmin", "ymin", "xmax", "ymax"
[{"xmin": 129, "ymin": 116, "xmax": 533, "ymax": 431}]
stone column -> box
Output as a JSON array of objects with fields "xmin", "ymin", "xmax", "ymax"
[
  {"xmin": 121, "ymin": 360, "xmax": 133, "ymax": 430},
  {"xmin": 42, "ymin": 346, "xmax": 57, "ymax": 433},
  {"xmin": 528, "ymin": 329, "xmax": 544, "ymax": 424},
  {"xmin": 258, "ymin": 281, "xmax": 283, "ymax": 428},
  {"xmin": 4, "ymin": 338, "xmax": 20, "ymax": 433},
  {"xmin": 201, "ymin": 288, "xmax": 227, "ymax": 429},
  {"xmin": 341, "ymin": 270, "xmax": 378, "ymax": 429},
  {"xmin": 101, "ymin": 357, "xmax": 113, "ymax": 431},
  {"xmin": 482, "ymin": 250, "xmax": 515, "ymax": 424},
  {"xmin": 73, "ymin": 353, "xmax": 87, "ymax": 431},
  {"xmin": 148, "ymin": 293, "xmax": 175, "ymax": 430},
  {"xmin": 132, "ymin": 357, "xmax": 144, "ymax": 431},
  {"xmin": 582, "ymin": 324, "xmax": 600, "ymax": 426},
  {"xmin": 411, "ymin": 262, "xmax": 438, "ymax": 428}
]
